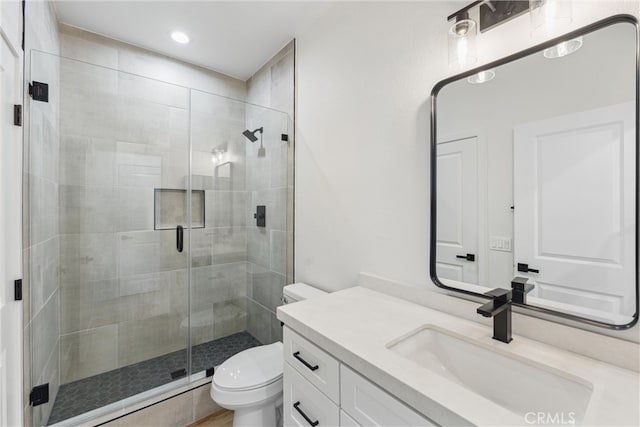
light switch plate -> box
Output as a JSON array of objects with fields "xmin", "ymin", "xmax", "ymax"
[{"xmin": 489, "ymin": 236, "xmax": 512, "ymax": 252}]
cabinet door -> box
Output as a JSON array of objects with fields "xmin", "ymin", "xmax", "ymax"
[
  {"xmin": 341, "ymin": 365, "xmax": 436, "ymax": 426},
  {"xmin": 283, "ymin": 362, "xmax": 340, "ymax": 427},
  {"xmin": 341, "ymin": 410, "xmax": 362, "ymax": 427}
]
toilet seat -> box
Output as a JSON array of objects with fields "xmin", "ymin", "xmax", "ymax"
[{"xmin": 213, "ymin": 342, "xmax": 283, "ymax": 392}]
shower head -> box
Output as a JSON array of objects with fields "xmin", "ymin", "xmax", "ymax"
[{"xmin": 242, "ymin": 127, "xmax": 263, "ymax": 142}]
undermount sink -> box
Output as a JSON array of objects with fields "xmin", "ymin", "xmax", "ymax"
[{"xmin": 387, "ymin": 326, "xmax": 593, "ymax": 424}]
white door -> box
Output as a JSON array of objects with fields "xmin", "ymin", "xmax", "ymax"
[
  {"xmin": 0, "ymin": 0, "xmax": 23, "ymax": 425},
  {"xmin": 514, "ymin": 102, "xmax": 635, "ymax": 319},
  {"xmin": 436, "ymin": 136, "xmax": 479, "ymax": 285}
]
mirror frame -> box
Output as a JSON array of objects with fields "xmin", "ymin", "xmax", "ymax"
[{"xmin": 429, "ymin": 14, "xmax": 640, "ymax": 330}]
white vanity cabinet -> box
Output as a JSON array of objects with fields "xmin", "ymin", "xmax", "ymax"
[{"xmin": 283, "ymin": 327, "xmax": 436, "ymax": 427}]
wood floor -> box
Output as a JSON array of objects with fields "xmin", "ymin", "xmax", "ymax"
[{"xmin": 188, "ymin": 409, "xmax": 234, "ymax": 427}]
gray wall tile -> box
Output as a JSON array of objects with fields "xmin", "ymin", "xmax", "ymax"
[
  {"xmin": 29, "ymin": 236, "xmax": 59, "ymax": 315},
  {"xmin": 60, "ymin": 277, "xmax": 171, "ymax": 334},
  {"xmin": 192, "ymin": 263, "xmax": 247, "ymax": 305},
  {"xmin": 59, "ymin": 136, "xmax": 116, "ymax": 187},
  {"xmin": 117, "ymin": 314, "xmax": 187, "ymax": 366},
  {"xmin": 192, "ymin": 383, "xmax": 221, "ymax": 421},
  {"xmin": 102, "ymin": 387, "xmax": 193, "ymax": 427},
  {"xmin": 118, "ymin": 231, "xmax": 160, "ymax": 277},
  {"xmin": 60, "ymin": 325, "xmax": 118, "ymax": 383},
  {"xmin": 247, "ymin": 227, "xmax": 269, "ymax": 268},
  {"xmin": 32, "ymin": 290, "xmax": 60, "ymax": 382},
  {"xmin": 118, "ymin": 187, "xmax": 155, "ymax": 232},
  {"xmin": 60, "ymin": 233, "xmax": 118, "ymax": 282},
  {"xmin": 246, "ymin": 299, "xmax": 271, "ymax": 345},
  {"xmin": 205, "ymin": 191, "xmax": 246, "ymax": 228},
  {"xmin": 59, "ymin": 185, "xmax": 117, "ymax": 234},
  {"xmin": 29, "ymin": 175, "xmax": 58, "ymax": 245},
  {"xmin": 270, "ymin": 230, "xmax": 287, "ymax": 276}
]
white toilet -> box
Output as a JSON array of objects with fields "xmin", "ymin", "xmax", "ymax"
[{"xmin": 210, "ymin": 283, "xmax": 327, "ymax": 427}]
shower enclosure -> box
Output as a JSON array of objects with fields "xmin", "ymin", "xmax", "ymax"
[{"xmin": 26, "ymin": 51, "xmax": 291, "ymax": 426}]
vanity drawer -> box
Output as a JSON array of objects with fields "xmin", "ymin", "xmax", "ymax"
[
  {"xmin": 284, "ymin": 362, "xmax": 340, "ymax": 427},
  {"xmin": 340, "ymin": 365, "xmax": 436, "ymax": 426},
  {"xmin": 284, "ymin": 326, "xmax": 340, "ymax": 403}
]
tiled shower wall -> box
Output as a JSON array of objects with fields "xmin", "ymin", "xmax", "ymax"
[
  {"xmin": 24, "ymin": 13, "xmax": 294, "ymax": 424},
  {"xmin": 56, "ymin": 25, "xmax": 252, "ymax": 384},
  {"xmin": 245, "ymin": 42, "xmax": 295, "ymax": 344},
  {"xmin": 23, "ymin": 2, "xmax": 61, "ymax": 426}
]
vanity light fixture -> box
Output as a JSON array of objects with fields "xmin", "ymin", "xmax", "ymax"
[
  {"xmin": 467, "ymin": 69, "xmax": 496, "ymax": 84},
  {"xmin": 171, "ymin": 31, "xmax": 190, "ymax": 44},
  {"xmin": 530, "ymin": 0, "xmax": 573, "ymax": 37},
  {"xmin": 448, "ymin": 11, "xmax": 478, "ymax": 69},
  {"xmin": 543, "ymin": 36, "xmax": 583, "ymax": 58},
  {"xmin": 447, "ymin": 1, "xmax": 531, "ymax": 70}
]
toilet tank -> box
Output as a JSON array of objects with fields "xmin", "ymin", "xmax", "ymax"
[{"xmin": 282, "ymin": 282, "xmax": 327, "ymax": 304}]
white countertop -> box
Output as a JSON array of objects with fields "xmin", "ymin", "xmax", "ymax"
[{"xmin": 277, "ymin": 286, "xmax": 639, "ymax": 426}]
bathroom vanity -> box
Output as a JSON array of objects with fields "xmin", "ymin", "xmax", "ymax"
[{"xmin": 277, "ymin": 286, "xmax": 640, "ymax": 426}]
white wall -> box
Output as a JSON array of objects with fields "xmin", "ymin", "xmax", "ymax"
[{"xmin": 295, "ymin": 1, "xmax": 639, "ymax": 302}]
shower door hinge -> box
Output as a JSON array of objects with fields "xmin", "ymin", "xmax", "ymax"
[
  {"xmin": 13, "ymin": 105, "xmax": 22, "ymax": 126},
  {"xmin": 29, "ymin": 81, "xmax": 49, "ymax": 102},
  {"xmin": 14, "ymin": 279, "xmax": 22, "ymax": 301},
  {"xmin": 29, "ymin": 383, "xmax": 49, "ymax": 407},
  {"xmin": 281, "ymin": 134, "xmax": 289, "ymax": 142}
]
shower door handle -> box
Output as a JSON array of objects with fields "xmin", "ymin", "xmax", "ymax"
[{"xmin": 176, "ymin": 225, "xmax": 184, "ymax": 253}]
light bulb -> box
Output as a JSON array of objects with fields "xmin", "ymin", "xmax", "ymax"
[{"xmin": 171, "ymin": 31, "xmax": 190, "ymax": 44}]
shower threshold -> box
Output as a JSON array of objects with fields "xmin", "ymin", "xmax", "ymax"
[{"xmin": 47, "ymin": 331, "xmax": 260, "ymax": 425}]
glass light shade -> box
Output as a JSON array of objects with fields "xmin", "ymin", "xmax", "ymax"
[
  {"xmin": 530, "ymin": 0, "xmax": 572, "ymax": 37},
  {"xmin": 467, "ymin": 69, "xmax": 496, "ymax": 84},
  {"xmin": 543, "ymin": 36, "xmax": 583, "ymax": 59},
  {"xmin": 448, "ymin": 18, "xmax": 478, "ymax": 69}
]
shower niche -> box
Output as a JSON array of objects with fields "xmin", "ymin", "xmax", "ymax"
[{"xmin": 154, "ymin": 189, "xmax": 205, "ymax": 230}]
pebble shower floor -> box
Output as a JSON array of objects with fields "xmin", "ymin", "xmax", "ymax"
[{"xmin": 47, "ymin": 332, "xmax": 260, "ymax": 425}]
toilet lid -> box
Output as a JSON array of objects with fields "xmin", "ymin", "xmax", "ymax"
[{"xmin": 213, "ymin": 342, "xmax": 283, "ymax": 391}]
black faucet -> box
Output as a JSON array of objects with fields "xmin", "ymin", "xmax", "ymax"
[
  {"xmin": 511, "ymin": 277, "xmax": 535, "ymax": 304},
  {"xmin": 477, "ymin": 288, "xmax": 512, "ymax": 343}
]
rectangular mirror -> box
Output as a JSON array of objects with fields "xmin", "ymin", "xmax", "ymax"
[{"xmin": 431, "ymin": 16, "xmax": 638, "ymax": 328}]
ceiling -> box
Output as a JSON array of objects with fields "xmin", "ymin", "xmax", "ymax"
[{"xmin": 53, "ymin": 1, "xmax": 336, "ymax": 80}]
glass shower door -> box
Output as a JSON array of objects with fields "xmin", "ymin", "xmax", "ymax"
[
  {"xmin": 28, "ymin": 51, "xmax": 192, "ymax": 426},
  {"xmin": 188, "ymin": 90, "xmax": 290, "ymax": 372}
]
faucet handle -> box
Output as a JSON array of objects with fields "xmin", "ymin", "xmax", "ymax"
[
  {"xmin": 484, "ymin": 288, "xmax": 512, "ymax": 303},
  {"xmin": 511, "ymin": 277, "xmax": 535, "ymax": 292}
]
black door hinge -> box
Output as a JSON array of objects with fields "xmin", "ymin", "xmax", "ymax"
[
  {"xmin": 14, "ymin": 279, "xmax": 22, "ymax": 301},
  {"xmin": 13, "ymin": 105, "xmax": 22, "ymax": 126},
  {"xmin": 281, "ymin": 134, "xmax": 289, "ymax": 142},
  {"xmin": 29, "ymin": 383, "xmax": 49, "ymax": 407},
  {"xmin": 29, "ymin": 81, "xmax": 49, "ymax": 102}
]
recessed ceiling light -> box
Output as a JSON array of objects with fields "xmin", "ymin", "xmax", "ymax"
[
  {"xmin": 171, "ymin": 31, "xmax": 190, "ymax": 44},
  {"xmin": 467, "ymin": 69, "xmax": 495, "ymax": 84},
  {"xmin": 543, "ymin": 37, "xmax": 583, "ymax": 59}
]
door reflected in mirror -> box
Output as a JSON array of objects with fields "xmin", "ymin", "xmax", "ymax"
[{"xmin": 431, "ymin": 18, "xmax": 638, "ymax": 327}]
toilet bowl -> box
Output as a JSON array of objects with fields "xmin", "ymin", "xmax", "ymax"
[
  {"xmin": 210, "ymin": 283, "xmax": 327, "ymax": 427},
  {"xmin": 211, "ymin": 342, "xmax": 283, "ymax": 427}
]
